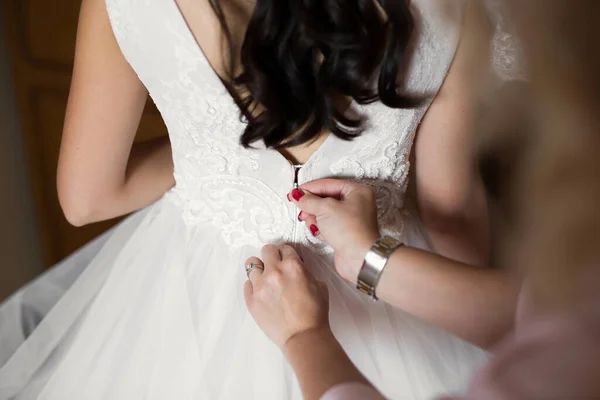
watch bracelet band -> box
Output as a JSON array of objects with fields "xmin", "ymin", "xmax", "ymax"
[{"xmin": 356, "ymin": 236, "xmax": 404, "ymax": 300}]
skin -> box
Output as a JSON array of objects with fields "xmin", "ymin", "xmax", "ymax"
[
  {"xmin": 413, "ymin": 0, "xmax": 493, "ymax": 267},
  {"xmin": 58, "ymin": 0, "xmax": 493, "ymax": 254},
  {"xmin": 59, "ymin": 0, "xmax": 511, "ymax": 396},
  {"xmin": 244, "ymin": 245, "xmax": 377, "ymax": 400},
  {"xmin": 247, "ymin": 2, "xmax": 600, "ymax": 396},
  {"xmin": 246, "ymin": 2, "xmax": 600, "ymax": 399},
  {"xmin": 293, "ymin": 180, "xmax": 518, "ymax": 349},
  {"xmin": 58, "ymin": 0, "xmax": 174, "ymax": 226},
  {"xmin": 286, "ymin": 1, "xmax": 518, "ymax": 350}
]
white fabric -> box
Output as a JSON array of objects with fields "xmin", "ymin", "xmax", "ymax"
[
  {"xmin": 0, "ymin": 1, "xmax": 489, "ymax": 399},
  {"xmin": 0, "ymin": 227, "xmax": 114, "ymax": 368},
  {"xmin": 485, "ymin": 0, "xmax": 526, "ymax": 81}
]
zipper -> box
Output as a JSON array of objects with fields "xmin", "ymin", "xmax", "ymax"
[
  {"xmin": 291, "ymin": 164, "xmax": 302, "ymax": 244},
  {"xmin": 292, "ymin": 164, "xmax": 302, "ymax": 189}
]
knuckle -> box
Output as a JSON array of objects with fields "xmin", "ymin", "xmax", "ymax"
[
  {"xmin": 263, "ymin": 243, "xmax": 277, "ymax": 252},
  {"xmin": 283, "ymin": 257, "xmax": 304, "ymax": 272},
  {"xmin": 245, "ymin": 256, "xmax": 260, "ymax": 265},
  {"xmin": 266, "ymin": 271, "xmax": 284, "ymax": 287},
  {"xmin": 255, "ymin": 287, "xmax": 270, "ymax": 302},
  {"xmin": 323, "ymin": 197, "xmax": 338, "ymax": 210},
  {"xmin": 280, "ymin": 244, "xmax": 295, "ymax": 254}
]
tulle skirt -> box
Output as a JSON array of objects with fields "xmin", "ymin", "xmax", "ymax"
[{"xmin": 0, "ymin": 197, "xmax": 487, "ymax": 399}]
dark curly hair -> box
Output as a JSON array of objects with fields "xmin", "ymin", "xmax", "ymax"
[{"xmin": 210, "ymin": 0, "xmax": 418, "ymax": 149}]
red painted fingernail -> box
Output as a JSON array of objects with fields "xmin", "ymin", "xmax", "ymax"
[
  {"xmin": 298, "ymin": 212, "xmax": 303, "ymax": 221},
  {"xmin": 291, "ymin": 189, "xmax": 304, "ymax": 201},
  {"xmin": 287, "ymin": 193, "xmax": 292, "ymax": 201},
  {"xmin": 309, "ymin": 224, "xmax": 319, "ymax": 236}
]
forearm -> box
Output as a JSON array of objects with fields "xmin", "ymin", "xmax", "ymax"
[
  {"xmin": 284, "ymin": 327, "xmax": 375, "ymax": 400},
  {"xmin": 65, "ymin": 136, "xmax": 174, "ymax": 226},
  {"xmin": 376, "ymin": 246, "xmax": 519, "ymax": 349},
  {"xmin": 119, "ymin": 136, "xmax": 175, "ymax": 212}
]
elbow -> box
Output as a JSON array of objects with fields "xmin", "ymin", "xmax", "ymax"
[
  {"xmin": 62, "ymin": 209, "xmax": 91, "ymax": 228},
  {"xmin": 419, "ymin": 196, "xmax": 471, "ymax": 234},
  {"xmin": 58, "ymin": 187, "xmax": 95, "ymax": 227},
  {"xmin": 419, "ymin": 181, "xmax": 488, "ymax": 234},
  {"xmin": 57, "ymin": 148, "xmax": 94, "ymax": 227},
  {"xmin": 418, "ymin": 190, "xmax": 490, "ymax": 265},
  {"xmin": 57, "ymin": 172, "xmax": 106, "ymax": 227}
]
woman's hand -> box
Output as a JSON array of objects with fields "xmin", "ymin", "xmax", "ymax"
[
  {"xmin": 288, "ymin": 179, "xmax": 381, "ymax": 283},
  {"xmin": 245, "ymin": 244, "xmax": 376, "ymax": 399},
  {"xmin": 244, "ymin": 244, "xmax": 330, "ymax": 349}
]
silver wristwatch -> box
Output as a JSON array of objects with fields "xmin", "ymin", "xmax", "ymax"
[{"xmin": 356, "ymin": 236, "xmax": 404, "ymax": 300}]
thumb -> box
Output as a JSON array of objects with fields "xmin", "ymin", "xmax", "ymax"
[
  {"xmin": 300, "ymin": 179, "xmax": 356, "ymax": 200},
  {"xmin": 290, "ymin": 188, "xmax": 333, "ymax": 216}
]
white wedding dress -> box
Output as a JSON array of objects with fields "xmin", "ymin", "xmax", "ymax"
[{"xmin": 0, "ymin": 0, "xmax": 495, "ymax": 398}]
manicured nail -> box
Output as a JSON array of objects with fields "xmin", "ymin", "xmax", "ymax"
[
  {"xmin": 298, "ymin": 212, "xmax": 303, "ymax": 221},
  {"xmin": 287, "ymin": 193, "xmax": 292, "ymax": 201},
  {"xmin": 291, "ymin": 188, "xmax": 304, "ymax": 201},
  {"xmin": 309, "ymin": 224, "xmax": 319, "ymax": 236}
]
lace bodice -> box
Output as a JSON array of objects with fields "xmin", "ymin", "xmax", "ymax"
[{"xmin": 105, "ymin": 0, "xmax": 464, "ymax": 252}]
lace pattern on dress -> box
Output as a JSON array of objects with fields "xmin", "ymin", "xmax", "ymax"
[
  {"xmin": 327, "ymin": 102, "xmax": 420, "ymax": 241},
  {"xmin": 168, "ymin": 177, "xmax": 294, "ymax": 248},
  {"xmin": 485, "ymin": 0, "xmax": 527, "ymax": 81},
  {"xmin": 105, "ymin": 0, "xmax": 464, "ymax": 250}
]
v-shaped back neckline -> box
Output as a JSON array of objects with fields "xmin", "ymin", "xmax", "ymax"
[{"xmin": 171, "ymin": 0, "xmax": 344, "ymax": 167}]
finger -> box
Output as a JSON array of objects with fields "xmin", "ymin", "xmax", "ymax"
[
  {"xmin": 245, "ymin": 256, "xmax": 265, "ymax": 284},
  {"xmin": 243, "ymin": 280, "xmax": 253, "ymax": 308},
  {"xmin": 279, "ymin": 244, "xmax": 301, "ymax": 261},
  {"xmin": 299, "ymin": 179, "xmax": 357, "ymax": 200},
  {"xmin": 261, "ymin": 244, "xmax": 282, "ymax": 267},
  {"xmin": 297, "ymin": 210, "xmax": 310, "ymax": 223},
  {"xmin": 303, "ymin": 215, "xmax": 324, "ymax": 240},
  {"xmin": 289, "ymin": 188, "xmax": 338, "ymax": 216}
]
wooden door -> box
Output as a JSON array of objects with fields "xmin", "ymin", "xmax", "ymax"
[{"xmin": 2, "ymin": 0, "xmax": 167, "ymax": 267}]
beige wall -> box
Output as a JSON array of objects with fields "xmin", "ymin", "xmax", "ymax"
[{"xmin": 0, "ymin": 13, "xmax": 43, "ymax": 302}]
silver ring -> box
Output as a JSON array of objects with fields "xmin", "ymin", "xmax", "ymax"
[{"xmin": 245, "ymin": 263, "xmax": 264, "ymax": 279}]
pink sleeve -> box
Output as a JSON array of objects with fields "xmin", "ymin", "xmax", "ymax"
[
  {"xmin": 461, "ymin": 291, "xmax": 600, "ymax": 400},
  {"xmin": 325, "ymin": 276, "xmax": 600, "ymax": 400},
  {"xmin": 322, "ymin": 315, "xmax": 600, "ymax": 400},
  {"xmin": 320, "ymin": 382, "xmax": 386, "ymax": 400}
]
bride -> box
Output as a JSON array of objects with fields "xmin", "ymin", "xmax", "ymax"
[{"xmin": 0, "ymin": 0, "xmax": 513, "ymax": 398}]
